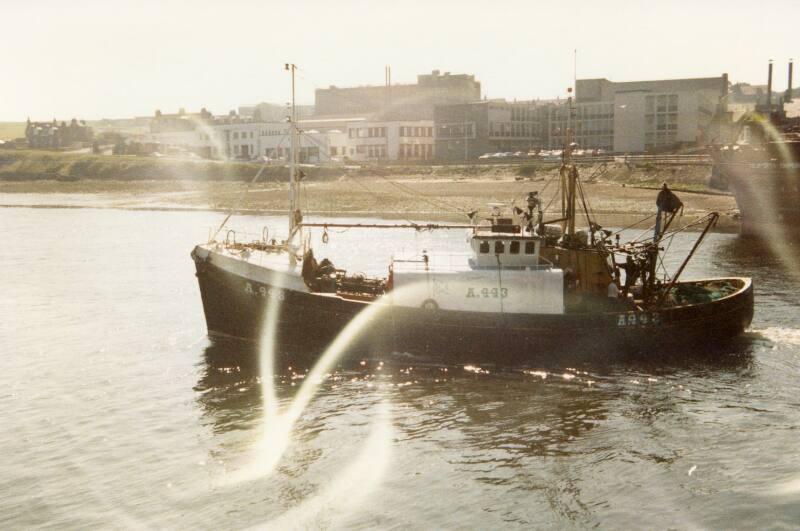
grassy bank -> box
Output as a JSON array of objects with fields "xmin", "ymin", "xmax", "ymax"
[
  {"xmin": 0, "ymin": 149, "xmax": 737, "ymax": 230},
  {"xmin": 0, "ymin": 150, "xmax": 290, "ymax": 182},
  {"xmin": 0, "ymin": 122, "xmax": 26, "ymax": 141},
  {"xmin": 0, "ymin": 150, "xmax": 716, "ymax": 189}
]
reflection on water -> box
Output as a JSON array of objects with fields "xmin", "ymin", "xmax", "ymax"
[{"xmin": 193, "ymin": 334, "xmax": 762, "ymax": 527}]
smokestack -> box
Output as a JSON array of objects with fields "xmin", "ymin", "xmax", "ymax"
[
  {"xmin": 788, "ymin": 60, "xmax": 794, "ymax": 102},
  {"xmin": 767, "ymin": 60, "xmax": 773, "ymax": 112}
]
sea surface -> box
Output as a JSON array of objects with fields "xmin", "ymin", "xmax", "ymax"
[{"xmin": 2, "ymin": 206, "xmax": 800, "ymax": 529}]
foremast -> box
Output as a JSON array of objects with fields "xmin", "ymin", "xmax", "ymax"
[{"xmin": 286, "ymin": 63, "xmax": 301, "ymax": 238}]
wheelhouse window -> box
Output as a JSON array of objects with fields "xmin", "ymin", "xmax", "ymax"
[
  {"xmin": 494, "ymin": 241, "xmax": 505, "ymax": 254},
  {"xmin": 479, "ymin": 240, "xmax": 490, "ymax": 253},
  {"xmin": 524, "ymin": 241, "xmax": 536, "ymax": 254},
  {"xmin": 509, "ymin": 241, "xmax": 520, "ymax": 254}
]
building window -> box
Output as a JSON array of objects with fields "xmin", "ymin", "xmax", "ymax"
[
  {"xmin": 646, "ymin": 96, "xmax": 654, "ymax": 114},
  {"xmin": 668, "ymin": 94, "xmax": 678, "ymax": 112}
]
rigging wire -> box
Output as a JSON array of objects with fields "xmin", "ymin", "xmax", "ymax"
[
  {"xmin": 575, "ymin": 177, "xmax": 595, "ymax": 229},
  {"xmin": 541, "ymin": 171, "xmax": 562, "ymax": 215},
  {"xmin": 296, "ymin": 128, "xmax": 474, "ymax": 219},
  {"xmin": 610, "ymin": 212, "xmax": 658, "ymax": 238},
  {"xmin": 208, "ymin": 127, "xmax": 299, "ymax": 241},
  {"xmin": 370, "ymin": 175, "xmax": 472, "ymax": 216},
  {"xmin": 292, "ymin": 65, "xmax": 482, "ymax": 219},
  {"xmin": 210, "ymin": 156, "xmax": 275, "ymax": 241}
]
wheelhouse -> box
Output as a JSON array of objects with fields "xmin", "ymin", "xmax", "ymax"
[{"xmin": 469, "ymin": 217, "xmax": 548, "ymax": 270}]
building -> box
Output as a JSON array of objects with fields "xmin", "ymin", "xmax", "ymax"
[
  {"xmin": 434, "ymin": 100, "xmax": 548, "ymax": 161},
  {"xmin": 209, "ymin": 118, "xmax": 437, "ymax": 163},
  {"xmin": 344, "ymin": 120, "xmax": 435, "ymax": 161},
  {"xmin": 238, "ymin": 102, "xmax": 314, "ymax": 122},
  {"xmin": 314, "ymin": 70, "xmax": 481, "ymax": 120},
  {"xmin": 549, "ymin": 75, "xmax": 729, "ymax": 152},
  {"xmin": 25, "ymin": 118, "xmax": 93, "ymax": 149},
  {"xmin": 547, "ymin": 99, "xmax": 615, "ymax": 152},
  {"xmin": 144, "ymin": 106, "xmax": 436, "ymax": 163},
  {"xmin": 149, "ymin": 108, "xmax": 215, "ymax": 133},
  {"xmin": 202, "ymin": 121, "xmax": 325, "ymax": 163}
]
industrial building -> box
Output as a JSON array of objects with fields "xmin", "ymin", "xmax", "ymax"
[
  {"xmin": 314, "ymin": 70, "xmax": 481, "ymax": 120},
  {"xmin": 434, "ymin": 100, "xmax": 548, "ymax": 162},
  {"xmin": 549, "ymin": 75, "xmax": 729, "ymax": 152},
  {"xmin": 142, "ymin": 71, "xmax": 738, "ymax": 161}
]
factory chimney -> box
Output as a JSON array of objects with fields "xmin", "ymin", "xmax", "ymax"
[
  {"xmin": 787, "ymin": 60, "xmax": 794, "ymax": 103},
  {"xmin": 766, "ymin": 60, "xmax": 773, "ymax": 113}
]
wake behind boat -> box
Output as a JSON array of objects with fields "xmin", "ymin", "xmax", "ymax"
[{"xmin": 190, "ymin": 65, "xmax": 753, "ymax": 364}]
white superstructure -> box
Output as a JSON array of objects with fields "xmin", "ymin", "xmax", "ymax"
[
  {"xmin": 390, "ymin": 263, "xmax": 564, "ymax": 314},
  {"xmin": 389, "ymin": 215, "xmax": 564, "ymax": 314}
]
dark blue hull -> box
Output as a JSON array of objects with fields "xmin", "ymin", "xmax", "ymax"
[{"xmin": 192, "ymin": 250, "xmax": 754, "ymax": 365}]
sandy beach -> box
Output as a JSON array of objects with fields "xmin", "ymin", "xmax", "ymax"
[{"xmin": 0, "ymin": 170, "xmax": 739, "ymax": 232}]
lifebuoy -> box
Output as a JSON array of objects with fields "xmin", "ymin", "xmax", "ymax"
[{"xmin": 421, "ymin": 299, "xmax": 439, "ymax": 310}]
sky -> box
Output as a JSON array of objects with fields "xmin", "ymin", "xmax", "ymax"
[{"xmin": 1, "ymin": 0, "xmax": 797, "ymax": 121}]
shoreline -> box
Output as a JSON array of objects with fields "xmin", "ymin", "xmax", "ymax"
[{"xmin": 0, "ymin": 174, "xmax": 740, "ymax": 233}]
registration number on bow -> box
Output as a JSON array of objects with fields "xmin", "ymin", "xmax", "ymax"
[
  {"xmin": 466, "ymin": 287, "xmax": 509, "ymax": 299},
  {"xmin": 617, "ymin": 312, "xmax": 660, "ymax": 327},
  {"xmin": 244, "ymin": 282, "xmax": 285, "ymax": 301}
]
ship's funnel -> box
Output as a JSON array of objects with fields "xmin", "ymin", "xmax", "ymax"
[{"xmin": 767, "ymin": 60, "xmax": 773, "ymax": 112}]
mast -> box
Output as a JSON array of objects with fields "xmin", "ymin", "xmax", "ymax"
[
  {"xmin": 562, "ymin": 87, "xmax": 577, "ymax": 239},
  {"xmin": 285, "ymin": 63, "xmax": 300, "ymax": 235}
]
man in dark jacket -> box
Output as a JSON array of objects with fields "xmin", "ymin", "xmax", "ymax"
[{"xmin": 654, "ymin": 183, "xmax": 683, "ymax": 239}]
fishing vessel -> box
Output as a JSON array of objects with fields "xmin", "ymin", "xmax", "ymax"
[
  {"xmin": 191, "ymin": 65, "xmax": 753, "ymax": 364},
  {"xmin": 710, "ymin": 60, "xmax": 800, "ymax": 239}
]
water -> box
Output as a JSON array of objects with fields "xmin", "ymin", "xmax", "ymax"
[{"xmin": 3, "ymin": 206, "xmax": 800, "ymax": 529}]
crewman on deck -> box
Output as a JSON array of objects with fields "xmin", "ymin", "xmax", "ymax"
[
  {"xmin": 621, "ymin": 255, "xmax": 638, "ymax": 295},
  {"xmin": 607, "ymin": 280, "xmax": 620, "ymax": 299},
  {"xmin": 654, "ymin": 183, "xmax": 683, "ymax": 240}
]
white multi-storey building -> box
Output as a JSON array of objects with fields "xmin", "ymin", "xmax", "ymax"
[
  {"xmin": 549, "ymin": 75, "xmax": 729, "ymax": 152},
  {"xmin": 345, "ymin": 120, "xmax": 435, "ymax": 161},
  {"xmin": 145, "ymin": 115, "xmax": 435, "ymax": 163}
]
